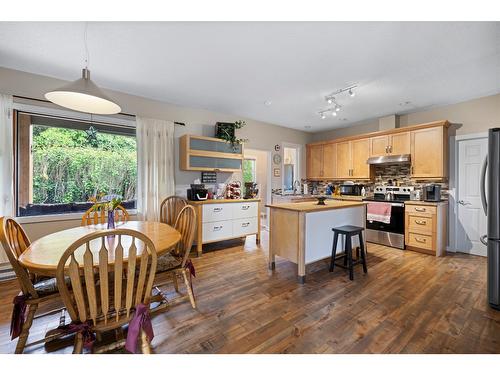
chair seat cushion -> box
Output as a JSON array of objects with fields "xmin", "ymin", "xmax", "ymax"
[
  {"xmin": 33, "ymin": 276, "xmax": 72, "ymax": 297},
  {"xmin": 156, "ymin": 252, "xmax": 182, "ymax": 273},
  {"xmin": 33, "ymin": 277, "xmax": 60, "ymax": 297}
]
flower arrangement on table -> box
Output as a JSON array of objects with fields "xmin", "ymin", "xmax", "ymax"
[{"xmin": 89, "ymin": 193, "xmax": 123, "ymax": 229}]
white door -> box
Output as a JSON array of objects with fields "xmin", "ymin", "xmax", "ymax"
[{"xmin": 456, "ymin": 137, "xmax": 488, "ymax": 256}]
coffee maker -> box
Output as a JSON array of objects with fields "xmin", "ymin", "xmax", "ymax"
[
  {"xmin": 423, "ymin": 184, "xmax": 441, "ymax": 202},
  {"xmin": 187, "ymin": 184, "xmax": 208, "ymax": 201}
]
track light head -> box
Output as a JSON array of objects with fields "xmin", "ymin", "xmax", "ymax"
[
  {"xmin": 332, "ymin": 111, "xmax": 337, "ymax": 117},
  {"xmin": 349, "ymin": 88, "xmax": 355, "ymax": 97},
  {"xmin": 321, "ymin": 113, "xmax": 326, "ymax": 119},
  {"xmin": 335, "ymin": 106, "xmax": 341, "ymax": 112}
]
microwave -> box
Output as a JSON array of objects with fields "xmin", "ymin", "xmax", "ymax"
[{"xmin": 339, "ymin": 184, "xmax": 364, "ymax": 196}]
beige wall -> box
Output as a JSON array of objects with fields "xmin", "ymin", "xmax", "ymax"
[
  {"xmin": 312, "ymin": 93, "xmax": 500, "ymax": 142},
  {"xmin": 0, "ymin": 67, "xmax": 311, "ymax": 250}
]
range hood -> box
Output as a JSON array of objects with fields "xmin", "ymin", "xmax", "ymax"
[{"xmin": 366, "ymin": 154, "xmax": 411, "ymax": 165}]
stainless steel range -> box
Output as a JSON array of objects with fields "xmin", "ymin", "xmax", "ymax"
[{"xmin": 363, "ymin": 186, "xmax": 414, "ymax": 249}]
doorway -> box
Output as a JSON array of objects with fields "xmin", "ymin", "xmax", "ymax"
[
  {"xmin": 243, "ymin": 149, "xmax": 271, "ymax": 230},
  {"xmin": 455, "ymin": 134, "xmax": 488, "ymax": 256}
]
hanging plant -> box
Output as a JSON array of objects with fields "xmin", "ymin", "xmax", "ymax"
[{"xmin": 215, "ymin": 121, "xmax": 248, "ymax": 150}]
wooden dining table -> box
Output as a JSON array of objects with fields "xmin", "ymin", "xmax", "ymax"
[{"xmin": 18, "ymin": 221, "xmax": 181, "ymax": 277}]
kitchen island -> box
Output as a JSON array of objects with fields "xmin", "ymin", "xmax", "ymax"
[{"xmin": 266, "ymin": 200, "xmax": 367, "ymax": 283}]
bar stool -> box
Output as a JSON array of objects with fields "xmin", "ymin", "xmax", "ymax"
[{"xmin": 329, "ymin": 225, "xmax": 367, "ymax": 280}]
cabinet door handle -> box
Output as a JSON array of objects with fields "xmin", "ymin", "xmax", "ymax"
[
  {"xmin": 415, "ymin": 219, "xmax": 427, "ymax": 225},
  {"xmin": 415, "ymin": 237, "xmax": 427, "ymax": 243},
  {"xmin": 241, "ymin": 222, "xmax": 250, "ymax": 227},
  {"xmin": 242, "ymin": 205, "xmax": 250, "ymax": 210},
  {"xmin": 213, "ymin": 207, "xmax": 223, "ymax": 212},
  {"xmin": 385, "ymin": 145, "xmax": 389, "ymax": 154},
  {"xmin": 411, "ymin": 165, "xmax": 414, "ymax": 174},
  {"xmin": 213, "ymin": 225, "xmax": 223, "ymax": 231},
  {"xmin": 415, "ymin": 207, "xmax": 426, "ymax": 212}
]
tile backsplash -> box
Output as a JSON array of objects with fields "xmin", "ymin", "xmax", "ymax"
[{"xmin": 303, "ymin": 163, "xmax": 449, "ymax": 198}]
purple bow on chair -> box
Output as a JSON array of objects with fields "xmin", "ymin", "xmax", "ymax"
[
  {"xmin": 10, "ymin": 295, "xmax": 28, "ymax": 340},
  {"xmin": 125, "ymin": 303, "xmax": 154, "ymax": 353},
  {"xmin": 67, "ymin": 322, "xmax": 95, "ymax": 350},
  {"xmin": 185, "ymin": 259, "xmax": 196, "ymax": 298}
]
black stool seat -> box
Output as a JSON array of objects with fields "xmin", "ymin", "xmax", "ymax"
[
  {"xmin": 329, "ymin": 225, "xmax": 367, "ymax": 280},
  {"xmin": 331, "ymin": 225, "xmax": 364, "ymax": 235}
]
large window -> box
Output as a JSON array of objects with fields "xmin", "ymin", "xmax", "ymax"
[{"xmin": 15, "ymin": 111, "xmax": 137, "ymax": 217}]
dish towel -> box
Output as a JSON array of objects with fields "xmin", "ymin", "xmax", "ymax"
[{"xmin": 367, "ymin": 202, "xmax": 392, "ymax": 224}]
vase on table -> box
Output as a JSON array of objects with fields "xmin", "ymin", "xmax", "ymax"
[{"xmin": 107, "ymin": 210, "xmax": 115, "ymax": 229}]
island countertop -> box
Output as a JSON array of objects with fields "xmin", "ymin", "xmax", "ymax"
[{"xmin": 266, "ymin": 200, "xmax": 366, "ymax": 213}]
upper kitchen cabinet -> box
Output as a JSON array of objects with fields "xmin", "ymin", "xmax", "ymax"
[
  {"xmin": 335, "ymin": 141, "xmax": 351, "ymax": 179},
  {"xmin": 351, "ymin": 138, "xmax": 371, "ymax": 179},
  {"xmin": 306, "ymin": 143, "xmax": 336, "ymax": 179},
  {"xmin": 390, "ymin": 132, "xmax": 411, "ymax": 155},
  {"xmin": 179, "ymin": 134, "xmax": 243, "ymax": 172},
  {"xmin": 410, "ymin": 124, "xmax": 449, "ymax": 179},
  {"xmin": 369, "ymin": 132, "xmax": 410, "ymax": 156}
]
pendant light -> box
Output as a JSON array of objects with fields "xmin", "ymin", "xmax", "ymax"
[{"xmin": 45, "ymin": 24, "xmax": 121, "ymax": 115}]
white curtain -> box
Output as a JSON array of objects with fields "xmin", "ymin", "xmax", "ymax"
[
  {"xmin": 0, "ymin": 94, "xmax": 14, "ymax": 217},
  {"xmin": 136, "ymin": 117, "xmax": 175, "ymax": 221},
  {"xmin": 0, "ymin": 94, "xmax": 13, "ymax": 266}
]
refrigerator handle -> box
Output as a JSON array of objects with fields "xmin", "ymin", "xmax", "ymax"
[
  {"xmin": 480, "ymin": 156, "xmax": 488, "ymax": 216},
  {"xmin": 480, "ymin": 234, "xmax": 488, "ymax": 246}
]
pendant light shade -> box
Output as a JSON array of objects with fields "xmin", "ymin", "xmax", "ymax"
[{"xmin": 45, "ymin": 68, "xmax": 121, "ymax": 115}]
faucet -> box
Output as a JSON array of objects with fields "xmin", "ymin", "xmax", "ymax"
[{"xmin": 294, "ymin": 180, "xmax": 302, "ymax": 195}]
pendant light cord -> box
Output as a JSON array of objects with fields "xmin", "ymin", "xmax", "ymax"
[{"xmin": 84, "ymin": 22, "xmax": 90, "ymax": 69}]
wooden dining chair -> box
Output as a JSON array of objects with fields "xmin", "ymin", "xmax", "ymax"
[
  {"xmin": 0, "ymin": 217, "xmax": 64, "ymax": 354},
  {"xmin": 155, "ymin": 205, "xmax": 197, "ymax": 309},
  {"xmin": 159, "ymin": 196, "xmax": 187, "ymax": 226},
  {"xmin": 56, "ymin": 229, "xmax": 158, "ymax": 354},
  {"xmin": 81, "ymin": 205, "xmax": 129, "ymax": 226}
]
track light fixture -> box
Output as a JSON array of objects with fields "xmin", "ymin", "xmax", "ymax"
[
  {"xmin": 324, "ymin": 84, "xmax": 357, "ymax": 104},
  {"xmin": 319, "ymin": 107, "xmax": 341, "ymax": 119}
]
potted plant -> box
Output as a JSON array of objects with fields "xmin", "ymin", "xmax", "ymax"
[{"xmin": 215, "ymin": 120, "xmax": 248, "ymax": 150}]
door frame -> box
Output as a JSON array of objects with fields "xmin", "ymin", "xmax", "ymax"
[
  {"xmin": 243, "ymin": 147, "xmax": 272, "ymax": 226},
  {"xmin": 452, "ymin": 132, "xmax": 488, "ymax": 254}
]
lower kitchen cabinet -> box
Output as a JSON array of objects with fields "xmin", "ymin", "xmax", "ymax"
[
  {"xmin": 405, "ymin": 201, "xmax": 448, "ymax": 256},
  {"xmin": 190, "ymin": 199, "xmax": 261, "ymax": 256}
]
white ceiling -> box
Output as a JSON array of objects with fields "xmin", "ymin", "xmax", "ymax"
[{"xmin": 0, "ymin": 22, "xmax": 499, "ymax": 132}]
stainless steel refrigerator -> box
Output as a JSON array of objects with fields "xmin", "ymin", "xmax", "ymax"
[{"xmin": 481, "ymin": 127, "xmax": 500, "ymax": 310}]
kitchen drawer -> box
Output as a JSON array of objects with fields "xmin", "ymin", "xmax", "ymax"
[
  {"xmin": 232, "ymin": 201, "xmax": 258, "ymax": 219},
  {"xmin": 407, "ymin": 232, "xmax": 434, "ymax": 251},
  {"xmin": 407, "ymin": 214, "xmax": 434, "ymax": 233},
  {"xmin": 202, "ymin": 220, "xmax": 233, "ymax": 242},
  {"xmin": 202, "ymin": 203, "xmax": 232, "ymax": 223},
  {"xmin": 406, "ymin": 205, "xmax": 437, "ymax": 216},
  {"xmin": 232, "ymin": 217, "xmax": 258, "ymax": 237}
]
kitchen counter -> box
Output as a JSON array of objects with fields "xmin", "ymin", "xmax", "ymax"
[
  {"xmin": 267, "ymin": 200, "xmax": 366, "ymax": 283},
  {"xmin": 266, "ymin": 200, "xmax": 366, "ymax": 213}
]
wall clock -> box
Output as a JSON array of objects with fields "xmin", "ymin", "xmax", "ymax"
[
  {"xmin": 274, "ymin": 144, "xmax": 281, "ymax": 152},
  {"xmin": 273, "ymin": 154, "xmax": 282, "ymax": 165}
]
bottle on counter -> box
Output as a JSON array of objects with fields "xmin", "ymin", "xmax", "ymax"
[{"xmin": 361, "ymin": 187, "xmax": 366, "ymax": 197}]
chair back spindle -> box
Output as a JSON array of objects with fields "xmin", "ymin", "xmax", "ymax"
[
  {"xmin": 0, "ymin": 217, "xmax": 37, "ymax": 296},
  {"xmin": 173, "ymin": 205, "xmax": 197, "ymax": 267},
  {"xmin": 159, "ymin": 196, "xmax": 187, "ymax": 226},
  {"xmin": 56, "ymin": 229, "xmax": 157, "ymax": 327},
  {"xmin": 81, "ymin": 205, "xmax": 129, "ymax": 226}
]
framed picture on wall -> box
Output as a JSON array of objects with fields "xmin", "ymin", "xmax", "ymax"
[{"xmin": 273, "ymin": 168, "xmax": 280, "ymax": 177}]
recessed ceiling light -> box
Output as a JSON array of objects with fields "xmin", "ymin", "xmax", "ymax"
[
  {"xmin": 264, "ymin": 100, "xmax": 272, "ymax": 106},
  {"xmin": 399, "ymin": 101, "xmax": 411, "ymax": 106},
  {"xmin": 304, "ymin": 125, "xmax": 312, "ymax": 129}
]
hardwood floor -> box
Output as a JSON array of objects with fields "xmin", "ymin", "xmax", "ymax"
[{"xmin": 1, "ymin": 231, "xmax": 499, "ymax": 354}]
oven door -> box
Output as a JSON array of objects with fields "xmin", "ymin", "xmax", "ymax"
[{"xmin": 366, "ymin": 203, "xmax": 405, "ymax": 234}]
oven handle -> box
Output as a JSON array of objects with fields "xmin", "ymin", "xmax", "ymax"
[{"xmin": 364, "ymin": 201, "xmax": 405, "ymax": 207}]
